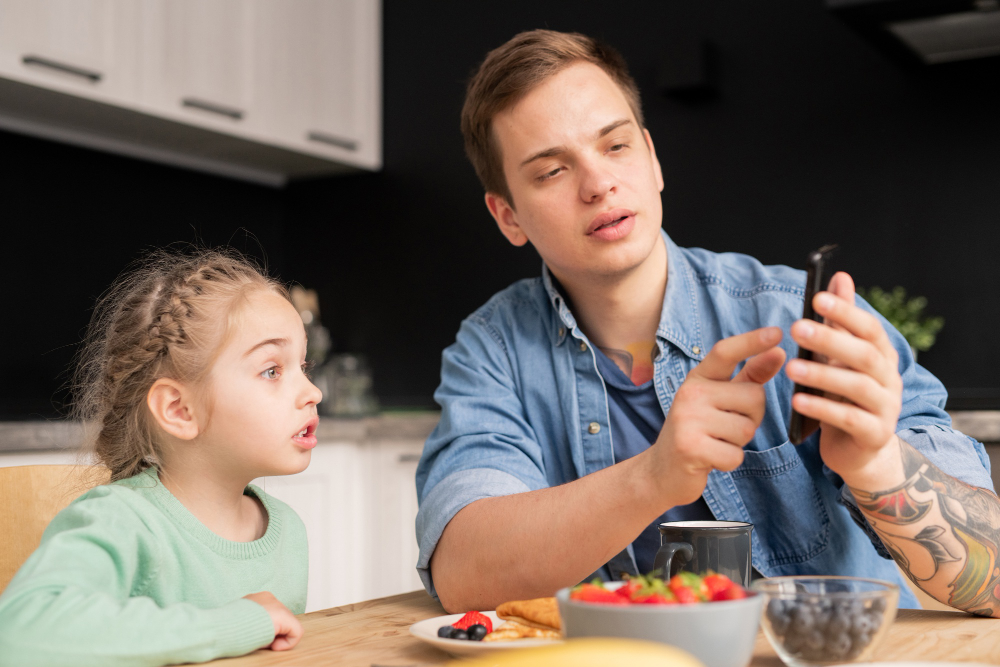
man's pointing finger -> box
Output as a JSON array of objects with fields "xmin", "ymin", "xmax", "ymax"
[{"xmin": 690, "ymin": 327, "xmax": 784, "ymax": 382}]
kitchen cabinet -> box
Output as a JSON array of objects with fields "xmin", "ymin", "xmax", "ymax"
[
  {"xmin": 254, "ymin": 0, "xmax": 381, "ymax": 169},
  {"xmin": 139, "ymin": 0, "xmax": 258, "ymax": 134},
  {"xmin": 0, "ymin": 0, "xmax": 381, "ymax": 186},
  {"xmin": 0, "ymin": 0, "xmax": 140, "ymax": 104},
  {"xmin": 253, "ymin": 436, "xmax": 424, "ymax": 612}
]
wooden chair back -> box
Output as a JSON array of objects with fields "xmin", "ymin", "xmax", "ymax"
[{"xmin": 0, "ymin": 464, "xmax": 110, "ymax": 593}]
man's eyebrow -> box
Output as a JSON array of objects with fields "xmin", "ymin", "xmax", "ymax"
[
  {"xmin": 243, "ymin": 337, "xmax": 288, "ymax": 357},
  {"xmin": 518, "ymin": 118, "xmax": 634, "ymax": 169},
  {"xmin": 597, "ymin": 118, "xmax": 632, "ymax": 138}
]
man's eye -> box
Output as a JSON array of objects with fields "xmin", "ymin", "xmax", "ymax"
[
  {"xmin": 261, "ymin": 367, "xmax": 280, "ymax": 380},
  {"xmin": 609, "ymin": 142, "xmax": 629, "ymax": 153},
  {"xmin": 538, "ymin": 167, "xmax": 562, "ymax": 181}
]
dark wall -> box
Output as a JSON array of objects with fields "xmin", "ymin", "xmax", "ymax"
[{"xmin": 3, "ymin": 0, "xmax": 999, "ymax": 420}]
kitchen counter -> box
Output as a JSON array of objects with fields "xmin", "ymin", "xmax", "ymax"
[
  {"xmin": 4, "ymin": 410, "xmax": 999, "ymax": 454},
  {"xmin": 0, "ymin": 412, "xmax": 442, "ymax": 453}
]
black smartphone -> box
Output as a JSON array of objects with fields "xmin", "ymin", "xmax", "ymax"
[{"xmin": 788, "ymin": 244, "xmax": 837, "ymax": 445}]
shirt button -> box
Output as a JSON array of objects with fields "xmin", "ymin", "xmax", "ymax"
[
  {"xmin": 692, "ymin": 346, "xmax": 701, "ymax": 355},
  {"xmin": 588, "ymin": 422, "xmax": 601, "ymax": 434},
  {"xmin": 579, "ymin": 342, "xmax": 588, "ymax": 352}
]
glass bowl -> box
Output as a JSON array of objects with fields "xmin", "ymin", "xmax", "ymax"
[{"xmin": 751, "ymin": 576, "xmax": 899, "ymax": 667}]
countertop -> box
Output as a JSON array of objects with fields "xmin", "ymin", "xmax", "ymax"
[
  {"xmin": 2, "ymin": 410, "xmax": 999, "ymax": 454},
  {"xmin": 0, "ymin": 411, "xmax": 442, "ymax": 454}
]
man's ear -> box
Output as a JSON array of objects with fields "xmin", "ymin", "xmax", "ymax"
[
  {"xmin": 484, "ymin": 192, "xmax": 528, "ymax": 247},
  {"xmin": 643, "ymin": 129, "xmax": 665, "ymax": 193},
  {"xmin": 147, "ymin": 379, "xmax": 201, "ymax": 441}
]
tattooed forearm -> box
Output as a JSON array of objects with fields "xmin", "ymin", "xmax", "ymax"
[{"xmin": 850, "ymin": 439, "xmax": 1000, "ymax": 616}]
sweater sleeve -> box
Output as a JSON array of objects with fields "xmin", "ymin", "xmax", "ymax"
[{"xmin": 0, "ymin": 489, "xmax": 276, "ymax": 667}]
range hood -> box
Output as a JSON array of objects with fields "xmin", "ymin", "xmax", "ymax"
[{"xmin": 828, "ymin": 0, "xmax": 1000, "ymax": 65}]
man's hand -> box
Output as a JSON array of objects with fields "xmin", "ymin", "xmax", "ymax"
[
  {"xmin": 244, "ymin": 592, "xmax": 303, "ymax": 651},
  {"xmin": 786, "ymin": 271, "xmax": 904, "ymax": 483},
  {"xmin": 647, "ymin": 327, "xmax": 786, "ymax": 507}
]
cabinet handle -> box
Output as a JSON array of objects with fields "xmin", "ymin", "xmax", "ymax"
[
  {"xmin": 181, "ymin": 98, "xmax": 244, "ymax": 120},
  {"xmin": 397, "ymin": 453, "xmax": 421, "ymax": 464},
  {"xmin": 22, "ymin": 55, "xmax": 102, "ymax": 82},
  {"xmin": 307, "ymin": 131, "xmax": 358, "ymax": 151}
]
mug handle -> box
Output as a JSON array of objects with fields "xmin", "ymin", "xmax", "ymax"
[{"xmin": 653, "ymin": 541, "xmax": 694, "ymax": 579}]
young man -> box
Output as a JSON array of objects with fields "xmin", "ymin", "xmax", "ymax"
[{"xmin": 415, "ymin": 30, "xmax": 1000, "ymax": 615}]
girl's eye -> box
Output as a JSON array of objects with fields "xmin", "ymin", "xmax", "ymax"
[
  {"xmin": 302, "ymin": 360, "xmax": 316, "ymax": 379},
  {"xmin": 261, "ymin": 367, "xmax": 280, "ymax": 380}
]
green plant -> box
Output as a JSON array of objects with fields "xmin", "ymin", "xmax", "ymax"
[{"xmin": 858, "ymin": 286, "xmax": 944, "ymax": 352}]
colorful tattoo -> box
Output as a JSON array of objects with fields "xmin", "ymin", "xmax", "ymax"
[
  {"xmin": 850, "ymin": 440, "xmax": 1000, "ymax": 616},
  {"xmin": 598, "ymin": 342, "xmax": 657, "ymax": 385}
]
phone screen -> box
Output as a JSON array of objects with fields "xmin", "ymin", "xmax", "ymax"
[{"xmin": 788, "ymin": 244, "xmax": 837, "ymax": 445}]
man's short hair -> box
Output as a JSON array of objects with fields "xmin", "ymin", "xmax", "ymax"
[{"xmin": 461, "ymin": 29, "xmax": 646, "ymax": 207}]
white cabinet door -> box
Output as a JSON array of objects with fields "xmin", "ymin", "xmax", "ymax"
[
  {"xmin": 363, "ymin": 439, "xmax": 425, "ymax": 600},
  {"xmin": 255, "ymin": 439, "xmax": 368, "ymax": 612},
  {"xmin": 139, "ymin": 0, "xmax": 259, "ymax": 134},
  {"xmin": 253, "ymin": 0, "xmax": 381, "ymax": 169},
  {"xmin": 0, "ymin": 0, "xmax": 139, "ymax": 102}
]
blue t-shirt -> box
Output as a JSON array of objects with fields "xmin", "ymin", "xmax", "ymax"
[{"xmin": 592, "ymin": 345, "xmax": 714, "ymax": 575}]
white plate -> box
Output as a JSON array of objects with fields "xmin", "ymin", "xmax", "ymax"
[
  {"xmin": 833, "ymin": 664, "xmax": 997, "ymax": 667},
  {"xmin": 409, "ymin": 611, "xmax": 562, "ymax": 657}
]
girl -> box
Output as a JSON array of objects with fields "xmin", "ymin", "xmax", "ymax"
[{"xmin": 0, "ymin": 248, "xmax": 322, "ymax": 665}]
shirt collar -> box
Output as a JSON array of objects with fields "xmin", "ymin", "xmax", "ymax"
[{"xmin": 542, "ymin": 230, "xmax": 706, "ymax": 361}]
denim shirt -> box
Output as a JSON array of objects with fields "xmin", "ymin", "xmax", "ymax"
[{"xmin": 415, "ymin": 231, "xmax": 994, "ymax": 608}]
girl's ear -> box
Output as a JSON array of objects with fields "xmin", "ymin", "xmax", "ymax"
[{"xmin": 146, "ymin": 379, "xmax": 201, "ymax": 441}]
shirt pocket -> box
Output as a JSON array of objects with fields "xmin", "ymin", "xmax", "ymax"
[{"xmin": 731, "ymin": 440, "xmax": 830, "ymax": 568}]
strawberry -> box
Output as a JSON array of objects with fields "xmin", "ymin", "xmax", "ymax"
[
  {"xmin": 452, "ymin": 610, "xmax": 493, "ymax": 633},
  {"xmin": 703, "ymin": 573, "xmax": 735, "ymax": 598},
  {"xmin": 669, "ymin": 572, "xmax": 709, "ymax": 602},
  {"xmin": 712, "ymin": 584, "xmax": 748, "ymax": 601},
  {"xmin": 570, "ymin": 583, "xmax": 629, "ymax": 605},
  {"xmin": 615, "ymin": 579, "xmax": 642, "ymax": 600}
]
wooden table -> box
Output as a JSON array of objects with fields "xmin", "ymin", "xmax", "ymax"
[{"xmin": 209, "ymin": 591, "xmax": 1000, "ymax": 666}]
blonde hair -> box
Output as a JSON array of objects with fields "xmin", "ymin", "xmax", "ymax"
[
  {"xmin": 461, "ymin": 29, "xmax": 645, "ymax": 207},
  {"xmin": 72, "ymin": 247, "xmax": 288, "ymax": 481}
]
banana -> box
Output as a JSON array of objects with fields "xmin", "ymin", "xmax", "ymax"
[{"xmin": 446, "ymin": 637, "xmax": 705, "ymax": 667}]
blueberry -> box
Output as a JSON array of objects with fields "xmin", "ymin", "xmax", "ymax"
[
  {"xmin": 790, "ymin": 604, "xmax": 815, "ymax": 634},
  {"xmin": 782, "ymin": 631, "xmax": 806, "ymax": 655},
  {"xmin": 827, "ymin": 609, "xmax": 851, "ymax": 636},
  {"xmin": 804, "ymin": 629, "xmax": 825, "ymax": 653},
  {"xmin": 826, "ymin": 632, "xmax": 853, "ymax": 660},
  {"xmin": 467, "ymin": 624, "xmax": 488, "ymax": 641},
  {"xmin": 870, "ymin": 597, "xmax": 887, "ymax": 613},
  {"xmin": 452, "ymin": 629, "xmax": 469, "ymax": 641},
  {"xmin": 850, "ymin": 612, "xmax": 877, "ymax": 638},
  {"xmin": 438, "ymin": 625, "xmax": 455, "ymax": 639}
]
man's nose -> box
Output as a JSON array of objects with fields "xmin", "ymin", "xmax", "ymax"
[{"xmin": 578, "ymin": 157, "xmax": 615, "ymax": 202}]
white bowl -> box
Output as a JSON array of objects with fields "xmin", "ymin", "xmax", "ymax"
[{"xmin": 556, "ymin": 582, "xmax": 763, "ymax": 667}]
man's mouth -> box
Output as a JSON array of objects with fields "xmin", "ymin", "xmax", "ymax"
[
  {"xmin": 587, "ymin": 208, "xmax": 636, "ymax": 235},
  {"xmin": 596, "ymin": 215, "xmax": 628, "ymax": 231}
]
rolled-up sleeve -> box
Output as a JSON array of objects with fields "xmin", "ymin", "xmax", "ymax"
[
  {"xmin": 834, "ymin": 303, "xmax": 995, "ymax": 555},
  {"xmin": 415, "ymin": 312, "xmax": 551, "ymax": 598}
]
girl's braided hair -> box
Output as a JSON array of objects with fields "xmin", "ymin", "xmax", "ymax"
[{"xmin": 72, "ymin": 247, "xmax": 288, "ymax": 481}]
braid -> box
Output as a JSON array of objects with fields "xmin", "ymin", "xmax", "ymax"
[{"xmin": 72, "ymin": 247, "xmax": 286, "ymax": 481}]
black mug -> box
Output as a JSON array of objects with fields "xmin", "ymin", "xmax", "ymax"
[{"xmin": 653, "ymin": 520, "xmax": 753, "ymax": 587}]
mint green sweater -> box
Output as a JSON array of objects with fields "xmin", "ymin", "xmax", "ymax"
[{"xmin": 0, "ymin": 467, "xmax": 308, "ymax": 666}]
